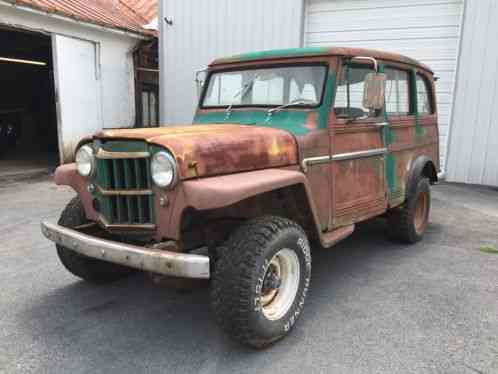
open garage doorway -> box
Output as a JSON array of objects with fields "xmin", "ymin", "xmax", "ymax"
[{"xmin": 0, "ymin": 27, "xmax": 58, "ymax": 179}]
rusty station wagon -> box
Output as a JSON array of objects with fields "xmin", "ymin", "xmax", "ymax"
[{"xmin": 41, "ymin": 47, "xmax": 439, "ymax": 348}]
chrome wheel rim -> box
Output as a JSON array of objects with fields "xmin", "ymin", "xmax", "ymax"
[{"xmin": 261, "ymin": 248, "xmax": 300, "ymax": 321}]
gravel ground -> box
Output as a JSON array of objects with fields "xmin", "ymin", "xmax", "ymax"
[{"xmin": 0, "ymin": 175, "xmax": 497, "ymax": 374}]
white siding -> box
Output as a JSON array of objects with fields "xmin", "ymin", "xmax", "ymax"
[
  {"xmin": 159, "ymin": 0, "xmax": 304, "ymax": 124},
  {"xmin": 304, "ymin": 0, "xmax": 464, "ymax": 168},
  {"xmin": 446, "ymin": 0, "xmax": 498, "ymax": 186}
]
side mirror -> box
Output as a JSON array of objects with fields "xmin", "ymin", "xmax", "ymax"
[
  {"xmin": 195, "ymin": 68, "xmax": 207, "ymax": 99},
  {"xmin": 363, "ymin": 72, "xmax": 386, "ymax": 110}
]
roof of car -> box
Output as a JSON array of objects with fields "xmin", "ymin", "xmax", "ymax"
[{"xmin": 211, "ymin": 47, "xmax": 433, "ymax": 74}]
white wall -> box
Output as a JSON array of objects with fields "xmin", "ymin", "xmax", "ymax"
[
  {"xmin": 0, "ymin": 4, "xmax": 141, "ymax": 160},
  {"xmin": 446, "ymin": 0, "xmax": 498, "ymax": 186},
  {"xmin": 304, "ymin": 0, "xmax": 464, "ymax": 170},
  {"xmin": 159, "ymin": 0, "xmax": 304, "ymax": 124}
]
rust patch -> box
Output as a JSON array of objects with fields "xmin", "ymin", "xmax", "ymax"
[{"xmin": 97, "ymin": 124, "xmax": 298, "ymax": 180}]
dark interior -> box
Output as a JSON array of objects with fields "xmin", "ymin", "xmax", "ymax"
[{"xmin": 0, "ymin": 27, "xmax": 58, "ymax": 176}]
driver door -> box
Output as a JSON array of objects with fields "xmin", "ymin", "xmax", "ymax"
[{"xmin": 330, "ymin": 61, "xmax": 388, "ymax": 227}]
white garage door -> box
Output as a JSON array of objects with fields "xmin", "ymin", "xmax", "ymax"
[{"xmin": 304, "ymin": 0, "xmax": 464, "ymax": 168}]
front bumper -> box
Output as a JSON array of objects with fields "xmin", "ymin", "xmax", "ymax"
[{"xmin": 41, "ymin": 221, "xmax": 210, "ymax": 279}]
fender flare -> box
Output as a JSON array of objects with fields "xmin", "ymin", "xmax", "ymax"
[
  {"xmin": 182, "ymin": 168, "xmax": 323, "ymax": 236},
  {"xmin": 405, "ymin": 155, "xmax": 438, "ymax": 200}
]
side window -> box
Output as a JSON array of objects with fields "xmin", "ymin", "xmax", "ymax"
[
  {"xmin": 385, "ymin": 68, "xmax": 410, "ymax": 116},
  {"xmin": 334, "ymin": 65, "xmax": 377, "ymax": 119},
  {"xmin": 416, "ymin": 74, "xmax": 433, "ymax": 114}
]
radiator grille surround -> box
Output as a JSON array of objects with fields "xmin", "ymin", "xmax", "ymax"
[{"xmin": 93, "ymin": 141, "xmax": 155, "ymax": 228}]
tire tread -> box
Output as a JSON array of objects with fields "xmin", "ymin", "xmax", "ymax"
[{"xmin": 211, "ymin": 216, "xmax": 307, "ymax": 348}]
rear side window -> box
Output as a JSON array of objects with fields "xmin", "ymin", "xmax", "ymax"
[
  {"xmin": 416, "ymin": 74, "xmax": 433, "ymax": 114},
  {"xmin": 385, "ymin": 68, "xmax": 410, "ymax": 115}
]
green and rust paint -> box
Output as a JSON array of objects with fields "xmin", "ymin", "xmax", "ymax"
[
  {"xmin": 194, "ymin": 72, "xmax": 336, "ymax": 137},
  {"xmin": 56, "ymin": 47, "xmax": 438, "ymax": 247}
]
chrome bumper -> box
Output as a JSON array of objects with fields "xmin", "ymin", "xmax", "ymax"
[{"xmin": 40, "ymin": 221, "xmax": 210, "ymax": 279}]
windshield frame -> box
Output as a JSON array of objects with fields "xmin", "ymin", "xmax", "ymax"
[{"xmin": 199, "ymin": 62, "xmax": 330, "ymax": 110}]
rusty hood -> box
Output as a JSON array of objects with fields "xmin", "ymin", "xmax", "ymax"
[{"xmin": 96, "ymin": 124, "xmax": 298, "ymax": 179}]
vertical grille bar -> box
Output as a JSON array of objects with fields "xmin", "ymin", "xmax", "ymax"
[
  {"xmin": 112, "ymin": 160, "xmax": 124, "ymax": 222},
  {"xmin": 123, "ymin": 160, "xmax": 133, "ymax": 222},
  {"xmin": 134, "ymin": 159, "xmax": 145, "ymax": 223},
  {"xmin": 145, "ymin": 158, "xmax": 153, "ymax": 222}
]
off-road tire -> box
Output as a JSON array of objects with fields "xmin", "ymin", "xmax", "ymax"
[
  {"xmin": 387, "ymin": 177, "xmax": 431, "ymax": 243},
  {"xmin": 211, "ymin": 216, "xmax": 312, "ymax": 348},
  {"xmin": 56, "ymin": 197, "xmax": 133, "ymax": 284}
]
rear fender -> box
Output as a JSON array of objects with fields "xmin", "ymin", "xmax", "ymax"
[{"xmin": 406, "ymin": 156, "xmax": 438, "ymax": 200}]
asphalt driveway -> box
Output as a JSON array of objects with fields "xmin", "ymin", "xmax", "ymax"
[{"xmin": 0, "ymin": 175, "xmax": 497, "ymax": 374}]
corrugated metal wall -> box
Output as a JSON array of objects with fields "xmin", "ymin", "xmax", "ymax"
[
  {"xmin": 304, "ymin": 0, "xmax": 464, "ymax": 169},
  {"xmin": 446, "ymin": 0, "xmax": 498, "ymax": 186},
  {"xmin": 159, "ymin": 0, "xmax": 304, "ymax": 124}
]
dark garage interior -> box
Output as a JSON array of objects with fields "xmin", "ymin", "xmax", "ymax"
[{"xmin": 0, "ymin": 27, "xmax": 58, "ymax": 178}]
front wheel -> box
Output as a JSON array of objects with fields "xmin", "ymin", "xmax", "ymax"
[
  {"xmin": 211, "ymin": 216, "xmax": 311, "ymax": 348},
  {"xmin": 56, "ymin": 197, "xmax": 134, "ymax": 284}
]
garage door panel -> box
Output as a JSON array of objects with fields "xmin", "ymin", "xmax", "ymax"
[
  {"xmin": 305, "ymin": 0, "xmax": 463, "ymax": 167},
  {"xmin": 308, "ymin": 0, "xmax": 461, "ymax": 13},
  {"xmin": 307, "ymin": 29, "xmax": 459, "ymax": 44},
  {"xmin": 308, "ymin": 38, "xmax": 458, "ymax": 59},
  {"xmin": 308, "ymin": 2, "xmax": 462, "ymax": 20}
]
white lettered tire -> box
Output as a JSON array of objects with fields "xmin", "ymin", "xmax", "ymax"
[{"xmin": 210, "ymin": 216, "xmax": 311, "ymax": 348}]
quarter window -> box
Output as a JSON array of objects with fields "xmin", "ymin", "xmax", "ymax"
[
  {"xmin": 385, "ymin": 68, "xmax": 410, "ymax": 116},
  {"xmin": 416, "ymin": 74, "xmax": 433, "ymax": 114}
]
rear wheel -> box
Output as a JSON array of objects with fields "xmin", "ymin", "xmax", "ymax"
[
  {"xmin": 387, "ymin": 177, "xmax": 431, "ymax": 243},
  {"xmin": 56, "ymin": 197, "xmax": 133, "ymax": 284},
  {"xmin": 211, "ymin": 216, "xmax": 311, "ymax": 348}
]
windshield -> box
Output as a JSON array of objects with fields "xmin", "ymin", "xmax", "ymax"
[{"xmin": 202, "ymin": 65, "xmax": 328, "ymax": 108}]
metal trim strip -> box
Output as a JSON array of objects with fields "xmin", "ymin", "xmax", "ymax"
[
  {"xmin": 302, "ymin": 148, "xmax": 388, "ymax": 171},
  {"xmin": 96, "ymin": 149, "xmax": 150, "ymax": 159},
  {"xmin": 98, "ymin": 215, "xmax": 156, "ymax": 230},
  {"xmin": 96, "ymin": 185, "xmax": 153, "ymax": 196}
]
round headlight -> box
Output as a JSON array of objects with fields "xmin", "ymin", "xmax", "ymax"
[
  {"xmin": 151, "ymin": 151, "xmax": 177, "ymax": 188},
  {"xmin": 75, "ymin": 145, "xmax": 95, "ymax": 177}
]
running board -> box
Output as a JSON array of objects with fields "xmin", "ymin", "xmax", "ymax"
[{"xmin": 321, "ymin": 224, "xmax": 355, "ymax": 248}]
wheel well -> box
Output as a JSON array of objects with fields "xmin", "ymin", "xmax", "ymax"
[
  {"xmin": 180, "ymin": 184, "xmax": 319, "ymax": 249},
  {"xmin": 422, "ymin": 160, "xmax": 438, "ymax": 184}
]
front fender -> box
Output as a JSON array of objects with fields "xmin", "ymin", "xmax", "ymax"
[
  {"xmin": 183, "ymin": 169, "xmax": 309, "ymax": 209},
  {"xmin": 53, "ymin": 165, "xmax": 324, "ymax": 244},
  {"xmin": 179, "ymin": 168, "xmax": 323, "ymax": 237},
  {"xmin": 53, "ymin": 163, "xmax": 99, "ymax": 222}
]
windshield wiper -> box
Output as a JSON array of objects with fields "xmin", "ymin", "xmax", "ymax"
[
  {"xmin": 225, "ymin": 75, "xmax": 260, "ymax": 120},
  {"xmin": 265, "ymin": 98, "xmax": 316, "ymax": 123}
]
